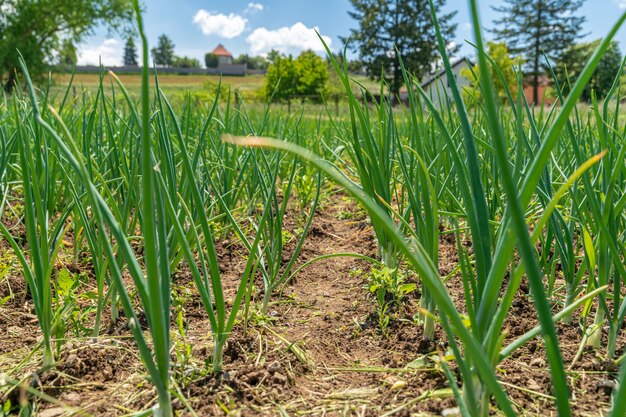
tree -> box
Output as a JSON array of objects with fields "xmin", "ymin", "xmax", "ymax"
[
  {"xmin": 347, "ymin": 59, "xmax": 364, "ymax": 74},
  {"xmin": 0, "ymin": 0, "xmax": 133, "ymax": 92},
  {"xmin": 264, "ymin": 50, "xmax": 329, "ymax": 102},
  {"xmin": 124, "ymin": 37, "xmax": 138, "ymax": 66},
  {"xmin": 461, "ymin": 42, "xmax": 521, "ymax": 104},
  {"xmin": 344, "ymin": 0, "xmax": 457, "ymax": 97},
  {"xmin": 264, "ymin": 54, "xmax": 298, "ymax": 100},
  {"xmin": 266, "ymin": 50, "xmax": 282, "ymax": 65},
  {"xmin": 58, "ymin": 39, "xmax": 77, "ymax": 67},
  {"xmin": 556, "ymin": 39, "xmax": 622, "ymax": 102},
  {"xmin": 151, "ymin": 34, "xmax": 175, "ymax": 67},
  {"xmin": 205, "ymin": 53, "xmax": 219, "ymax": 68},
  {"xmin": 492, "ymin": 0, "xmax": 586, "ymax": 104},
  {"xmin": 294, "ymin": 51, "xmax": 329, "ymax": 98},
  {"xmin": 172, "ymin": 56, "xmax": 201, "ymax": 68},
  {"xmin": 233, "ymin": 54, "xmax": 268, "ymax": 70}
]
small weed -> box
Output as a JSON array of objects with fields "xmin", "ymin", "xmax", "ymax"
[{"xmin": 366, "ymin": 266, "xmax": 416, "ymax": 336}]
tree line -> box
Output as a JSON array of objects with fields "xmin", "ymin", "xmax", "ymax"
[
  {"xmin": 122, "ymin": 34, "xmax": 271, "ymax": 70},
  {"xmin": 1, "ymin": 0, "xmax": 622, "ymax": 102},
  {"xmin": 346, "ymin": 0, "xmax": 621, "ymax": 103}
]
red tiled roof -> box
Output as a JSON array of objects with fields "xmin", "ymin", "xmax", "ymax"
[{"xmin": 211, "ymin": 44, "xmax": 232, "ymax": 57}]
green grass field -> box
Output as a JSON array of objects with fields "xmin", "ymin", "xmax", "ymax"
[
  {"xmin": 52, "ymin": 72, "xmax": 265, "ymax": 96},
  {"xmin": 52, "ymin": 72, "xmax": 381, "ymax": 95}
]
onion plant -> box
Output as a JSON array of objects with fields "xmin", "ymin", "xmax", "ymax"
[
  {"xmin": 153, "ymin": 81, "xmax": 263, "ymax": 373},
  {"xmin": 249, "ymin": 149, "xmax": 321, "ymax": 315},
  {"xmin": 325, "ymin": 55, "xmax": 400, "ymax": 270},
  {"xmin": 548, "ymin": 64, "xmax": 626, "ymax": 358},
  {"xmin": 84, "ymin": 70, "xmax": 143, "ymax": 331},
  {"xmin": 430, "ymin": 1, "xmax": 626, "ymax": 414},
  {"xmin": 0, "ymin": 98, "xmax": 72, "ymax": 367},
  {"xmin": 394, "ymin": 65, "xmax": 444, "ymax": 341},
  {"xmin": 14, "ymin": 3, "xmax": 177, "ymax": 414},
  {"xmin": 0, "ymin": 111, "xmax": 14, "ymax": 197},
  {"xmin": 451, "ymin": 1, "xmax": 626, "ymax": 414}
]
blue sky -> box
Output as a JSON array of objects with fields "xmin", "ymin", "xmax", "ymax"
[{"xmin": 77, "ymin": 0, "xmax": 626, "ymax": 66}]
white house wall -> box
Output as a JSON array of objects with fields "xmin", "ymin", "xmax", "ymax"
[{"xmin": 422, "ymin": 61, "xmax": 472, "ymax": 105}]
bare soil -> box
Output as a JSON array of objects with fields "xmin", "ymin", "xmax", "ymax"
[{"xmin": 0, "ymin": 192, "xmax": 622, "ymax": 416}]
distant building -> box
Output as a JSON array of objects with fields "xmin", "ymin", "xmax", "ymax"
[
  {"xmin": 211, "ymin": 44, "xmax": 234, "ymax": 65},
  {"xmin": 420, "ymin": 57, "xmax": 473, "ymax": 103},
  {"xmin": 523, "ymin": 75, "xmax": 554, "ymax": 105}
]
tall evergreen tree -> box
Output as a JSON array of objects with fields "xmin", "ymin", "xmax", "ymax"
[
  {"xmin": 492, "ymin": 0, "xmax": 586, "ymax": 104},
  {"xmin": 151, "ymin": 34, "xmax": 175, "ymax": 67},
  {"xmin": 124, "ymin": 37, "xmax": 138, "ymax": 66},
  {"xmin": 344, "ymin": 0, "xmax": 457, "ymax": 97}
]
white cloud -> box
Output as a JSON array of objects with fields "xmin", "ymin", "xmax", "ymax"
[
  {"xmin": 616, "ymin": 0, "xmax": 626, "ymax": 9},
  {"xmin": 245, "ymin": 2, "xmax": 264, "ymax": 13},
  {"xmin": 462, "ymin": 22, "xmax": 472, "ymax": 31},
  {"xmin": 77, "ymin": 38, "xmax": 123, "ymax": 66},
  {"xmin": 193, "ymin": 10, "xmax": 247, "ymax": 38},
  {"xmin": 246, "ymin": 22, "xmax": 332, "ymax": 56}
]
